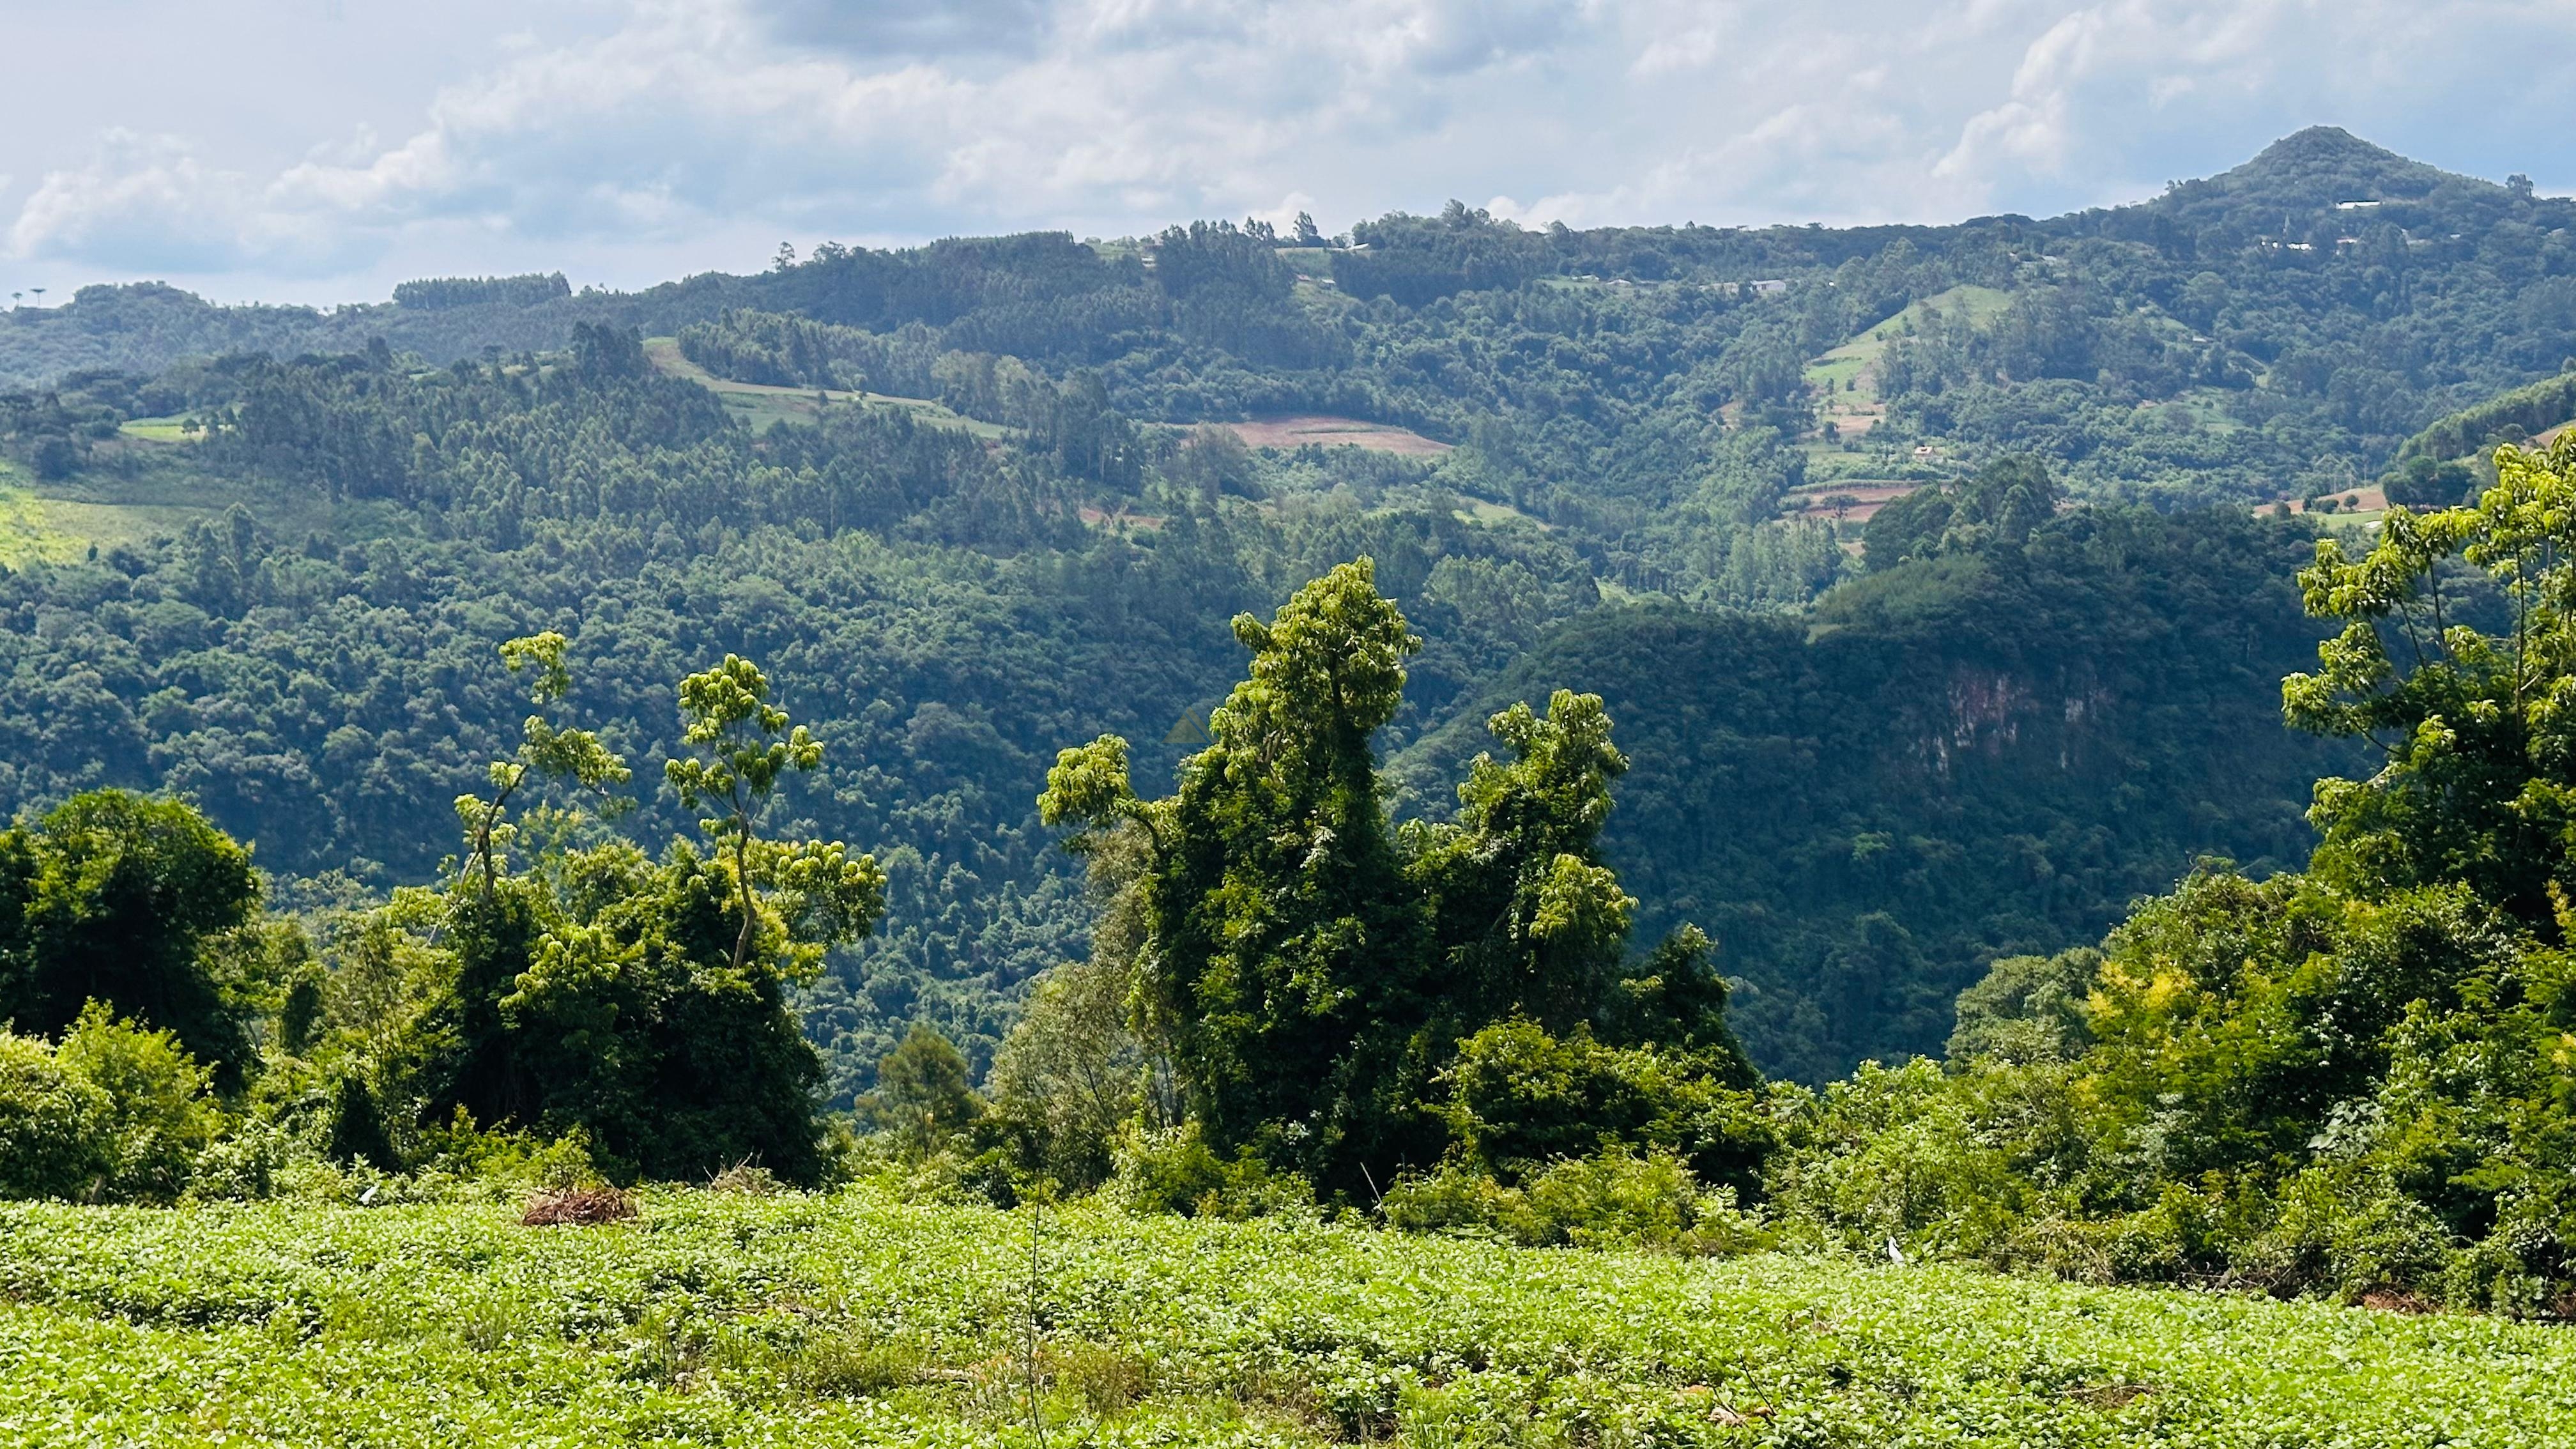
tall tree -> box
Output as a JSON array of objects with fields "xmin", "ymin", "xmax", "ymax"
[
  {"xmin": 1043, "ymin": 560, "xmax": 1746, "ymax": 1193},
  {"xmin": 0, "ymin": 792, "xmax": 260, "ymax": 1084}
]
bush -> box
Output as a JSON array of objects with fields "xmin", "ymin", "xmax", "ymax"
[
  {"xmin": 54, "ymin": 1004, "xmax": 221, "ymax": 1204},
  {"xmin": 2234, "ymin": 1163, "xmax": 2454, "ymax": 1300},
  {"xmin": 1438, "ymin": 1020, "xmax": 1776, "ymax": 1197},
  {"xmin": 1384, "ymin": 1146, "xmax": 1770, "ymax": 1254},
  {"xmin": 185, "ymin": 1119, "xmax": 289, "ymax": 1202},
  {"xmin": 1110, "ymin": 1121, "xmax": 1312, "ymax": 1218},
  {"xmin": 1768, "ymin": 1058, "xmax": 2084, "ymax": 1262},
  {"xmin": 0, "ymin": 1028, "xmax": 111, "ymax": 1200}
]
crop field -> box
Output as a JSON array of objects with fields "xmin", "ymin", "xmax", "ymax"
[
  {"xmin": 1, "ymin": 1193, "xmax": 2568, "ymax": 1448},
  {"xmin": 118, "ymin": 417, "xmax": 199, "ymax": 443},
  {"xmin": 1781, "ymin": 480, "xmax": 1920, "ymax": 525}
]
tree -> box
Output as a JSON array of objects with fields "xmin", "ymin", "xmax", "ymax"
[
  {"xmin": 455, "ymin": 632, "xmax": 631, "ymax": 895},
  {"xmin": 0, "ymin": 792, "xmax": 261, "ymax": 1084},
  {"xmin": 666, "ymin": 655, "xmax": 885, "ymax": 977},
  {"xmin": 345, "ymin": 650, "xmax": 889, "ymax": 1184},
  {"xmin": 1046, "ymin": 560, "xmax": 1425, "ymax": 1186},
  {"xmin": 1043, "ymin": 560, "xmax": 1758, "ymax": 1196},
  {"xmin": 2284, "ymin": 436, "xmax": 2576, "ymax": 924},
  {"xmin": 1863, "ymin": 455, "xmax": 2064, "ymax": 570},
  {"xmin": 1410, "ymin": 689, "xmax": 1637, "ymax": 1039},
  {"xmin": 868, "ymin": 1023, "xmax": 983, "ymax": 1156}
]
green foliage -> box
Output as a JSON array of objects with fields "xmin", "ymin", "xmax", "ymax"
[
  {"xmin": 0, "ymin": 1006, "xmax": 222, "ymax": 1204},
  {"xmin": 288, "ymin": 648, "xmax": 894, "ymax": 1186},
  {"xmin": 0, "ymin": 1027, "xmax": 111, "ymax": 1200},
  {"xmin": 1861, "ymin": 454, "xmax": 2066, "ymax": 570},
  {"xmin": 2395, "ymin": 368, "xmax": 2576, "ymax": 466},
  {"xmin": 1383, "ymin": 1145, "xmax": 1772, "ymax": 1253},
  {"xmin": 2286, "ymin": 436, "xmax": 2576, "ymax": 924},
  {"xmin": 0, "ymin": 790, "xmax": 262, "ymax": 1083},
  {"xmin": 1436, "ymin": 1021, "xmax": 1774, "ymax": 1197},
  {"xmin": 52, "ymin": 1004, "xmax": 220, "ymax": 1205},
  {"xmin": 983, "ymin": 953, "xmax": 1165, "ymax": 1192},
  {"xmin": 864, "ymin": 1023, "xmax": 983, "ymax": 1156},
  {"xmin": 1045, "ymin": 560, "xmax": 1760, "ymax": 1197},
  {"xmin": 1945, "ymin": 947, "xmax": 2098, "ymax": 1064},
  {"xmin": 1107, "ymin": 1121, "xmax": 1314, "ymax": 1219},
  {"xmin": 5, "ymin": 1191, "xmax": 2575, "ymax": 1445},
  {"xmin": 1770, "ymin": 861, "xmax": 2576, "ymax": 1309},
  {"xmin": 1047, "ymin": 560, "xmax": 1434, "ymax": 1186},
  {"xmin": 456, "ymin": 631, "xmax": 631, "ymax": 893}
]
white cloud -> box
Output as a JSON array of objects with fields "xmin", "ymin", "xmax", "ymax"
[{"xmin": 6, "ymin": 0, "xmax": 2575, "ymax": 300}]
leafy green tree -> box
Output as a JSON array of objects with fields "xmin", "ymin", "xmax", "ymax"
[
  {"xmin": 456, "ymin": 632, "xmax": 631, "ymax": 894},
  {"xmin": 1409, "ymin": 688, "xmax": 1639, "ymax": 1039},
  {"xmin": 667, "ymin": 654, "xmax": 883, "ymax": 977},
  {"xmin": 2285, "ymin": 436, "xmax": 2576, "ymax": 924},
  {"xmin": 1044, "ymin": 560, "xmax": 1761, "ymax": 1194},
  {"xmin": 343, "ymin": 650, "xmax": 889, "ymax": 1184},
  {"xmin": 0, "ymin": 791, "xmax": 260, "ymax": 1083},
  {"xmin": 867, "ymin": 1022, "xmax": 983, "ymax": 1156},
  {"xmin": 1045, "ymin": 559, "xmax": 1429, "ymax": 1184}
]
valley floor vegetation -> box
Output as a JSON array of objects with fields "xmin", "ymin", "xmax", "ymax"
[{"xmin": 16, "ymin": 439, "xmax": 2576, "ymax": 1439}]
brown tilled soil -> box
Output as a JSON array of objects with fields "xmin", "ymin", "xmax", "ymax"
[
  {"xmin": 1220, "ymin": 417, "xmax": 1453, "ymax": 456},
  {"xmin": 1782, "ymin": 481, "xmax": 1922, "ymax": 523}
]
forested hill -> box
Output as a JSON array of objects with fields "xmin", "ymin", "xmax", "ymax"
[
  {"xmin": 8, "ymin": 127, "xmax": 2576, "ymax": 514},
  {"xmin": 0, "ymin": 126, "xmax": 2557, "ymax": 1091},
  {"xmin": 1397, "ymin": 505, "xmax": 2359, "ymax": 1079}
]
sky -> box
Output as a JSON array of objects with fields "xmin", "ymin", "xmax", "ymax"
[{"xmin": 4, "ymin": 0, "xmax": 2574, "ymax": 305}]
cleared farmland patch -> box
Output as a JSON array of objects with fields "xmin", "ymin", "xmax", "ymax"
[
  {"xmin": 1223, "ymin": 415, "xmax": 1453, "ymax": 456},
  {"xmin": 1784, "ymin": 479, "xmax": 1922, "ymax": 524},
  {"xmin": 1805, "ymin": 285, "xmax": 2014, "ymax": 439},
  {"xmin": 642, "ymin": 337, "xmax": 1007, "ymax": 438}
]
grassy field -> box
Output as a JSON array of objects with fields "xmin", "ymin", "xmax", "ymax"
[
  {"xmin": 118, "ymin": 417, "xmax": 201, "ymax": 443},
  {"xmin": 1, "ymin": 1192, "xmax": 2567, "ymax": 1447},
  {"xmin": 1804, "ymin": 285, "xmax": 2014, "ymax": 441},
  {"xmin": 642, "ymin": 338, "xmax": 1009, "ymax": 438},
  {"xmin": 0, "ymin": 461, "xmax": 224, "ymax": 567}
]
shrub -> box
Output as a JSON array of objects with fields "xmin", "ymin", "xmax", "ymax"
[
  {"xmin": 54, "ymin": 1004, "xmax": 220, "ymax": 1204},
  {"xmin": 185, "ymin": 1119, "xmax": 293, "ymax": 1202},
  {"xmin": 0, "ymin": 1027, "xmax": 111, "ymax": 1200},
  {"xmin": 1438, "ymin": 1020, "xmax": 1776, "ymax": 1196},
  {"xmin": 1110, "ymin": 1121, "xmax": 1311, "ymax": 1218},
  {"xmin": 2234, "ymin": 1163, "xmax": 2454, "ymax": 1300},
  {"xmin": 1769, "ymin": 1057, "xmax": 2084, "ymax": 1261},
  {"xmin": 1384, "ymin": 1146, "xmax": 1770, "ymax": 1254}
]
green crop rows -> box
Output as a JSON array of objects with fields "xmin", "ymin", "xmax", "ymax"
[{"xmin": 1, "ymin": 1192, "xmax": 2567, "ymax": 1446}]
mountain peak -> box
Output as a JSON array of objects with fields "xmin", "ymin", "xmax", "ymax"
[
  {"xmin": 2250, "ymin": 126, "xmax": 2408, "ymax": 174},
  {"xmin": 2186, "ymin": 126, "xmax": 2476, "ymax": 210}
]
